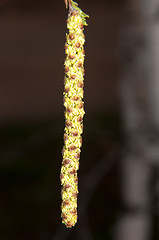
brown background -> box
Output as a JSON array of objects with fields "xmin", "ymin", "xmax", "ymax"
[
  {"xmin": 0, "ymin": 0, "xmax": 124, "ymax": 124},
  {"xmin": 0, "ymin": 0, "xmax": 125, "ymax": 239}
]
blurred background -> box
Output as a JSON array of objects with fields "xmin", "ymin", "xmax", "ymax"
[{"xmin": 0, "ymin": 0, "xmax": 159, "ymax": 239}]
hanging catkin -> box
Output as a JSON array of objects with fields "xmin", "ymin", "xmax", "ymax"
[{"xmin": 60, "ymin": 0, "xmax": 89, "ymax": 228}]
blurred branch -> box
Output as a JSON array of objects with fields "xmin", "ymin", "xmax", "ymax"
[
  {"xmin": 80, "ymin": 145, "xmax": 118, "ymax": 204},
  {"xmin": 0, "ymin": 124, "xmax": 60, "ymax": 168},
  {"xmin": 53, "ymin": 144, "xmax": 118, "ymax": 240},
  {"xmin": 116, "ymin": 0, "xmax": 159, "ymax": 239},
  {"xmin": 77, "ymin": 211, "xmax": 92, "ymax": 240},
  {"xmin": 0, "ymin": 121, "xmax": 118, "ymax": 238}
]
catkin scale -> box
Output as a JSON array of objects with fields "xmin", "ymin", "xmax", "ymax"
[{"xmin": 60, "ymin": 0, "xmax": 88, "ymax": 228}]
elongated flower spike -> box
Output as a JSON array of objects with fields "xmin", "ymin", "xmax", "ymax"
[{"xmin": 60, "ymin": 0, "xmax": 89, "ymax": 228}]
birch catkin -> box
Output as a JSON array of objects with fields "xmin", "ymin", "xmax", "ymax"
[{"xmin": 60, "ymin": 0, "xmax": 89, "ymax": 228}]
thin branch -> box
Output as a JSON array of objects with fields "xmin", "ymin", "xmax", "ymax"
[
  {"xmin": 64, "ymin": 0, "xmax": 72, "ymax": 9},
  {"xmin": 53, "ymin": 145, "xmax": 119, "ymax": 239},
  {"xmin": 77, "ymin": 210, "xmax": 93, "ymax": 240},
  {"xmin": 80, "ymin": 144, "xmax": 119, "ymax": 205}
]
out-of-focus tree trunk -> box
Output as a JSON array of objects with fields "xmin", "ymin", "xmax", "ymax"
[{"xmin": 117, "ymin": 0, "xmax": 159, "ymax": 239}]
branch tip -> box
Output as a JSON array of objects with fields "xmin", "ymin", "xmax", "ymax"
[{"xmin": 64, "ymin": 0, "xmax": 72, "ymax": 9}]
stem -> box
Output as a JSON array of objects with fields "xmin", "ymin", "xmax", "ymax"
[{"xmin": 64, "ymin": 0, "xmax": 72, "ymax": 9}]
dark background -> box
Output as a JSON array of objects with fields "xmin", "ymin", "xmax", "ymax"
[{"xmin": 0, "ymin": 0, "xmax": 125, "ymax": 239}]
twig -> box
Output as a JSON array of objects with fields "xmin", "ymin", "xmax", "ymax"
[
  {"xmin": 0, "ymin": 124, "xmax": 60, "ymax": 167},
  {"xmin": 53, "ymin": 144, "xmax": 118, "ymax": 239},
  {"xmin": 80, "ymin": 144, "xmax": 119, "ymax": 205}
]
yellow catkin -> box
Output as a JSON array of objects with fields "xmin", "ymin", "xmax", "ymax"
[{"xmin": 60, "ymin": 0, "xmax": 89, "ymax": 228}]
